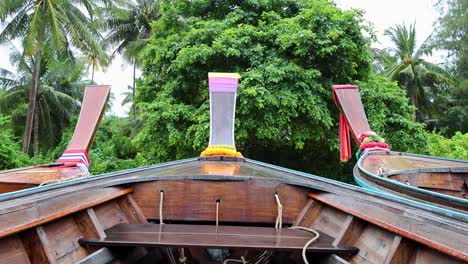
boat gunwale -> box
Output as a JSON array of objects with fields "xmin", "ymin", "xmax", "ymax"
[
  {"xmin": 0, "ymin": 158, "xmax": 465, "ymax": 222},
  {"xmin": 1, "ymin": 157, "xmax": 467, "ymax": 221},
  {"xmin": 356, "ymin": 150, "xmax": 468, "ymax": 209}
]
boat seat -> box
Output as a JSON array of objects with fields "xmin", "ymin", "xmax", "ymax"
[{"xmin": 79, "ymin": 223, "xmax": 358, "ymax": 255}]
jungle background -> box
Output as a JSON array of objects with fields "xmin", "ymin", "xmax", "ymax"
[{"xmin": 0, "ymin": 0, "xmax": 466, "ymax": 183}]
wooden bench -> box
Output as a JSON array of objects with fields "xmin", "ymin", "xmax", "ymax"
[{"xmin": 79, "ymin": 223, "xmax": 358, "ymax": 255}]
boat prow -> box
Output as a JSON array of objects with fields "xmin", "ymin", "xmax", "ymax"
[
  {"xmin": 0, "ymin": 85, "xmax": 111, "ymax": 193},
  {"xmin": 332, "ymin": 84, "xmax": 468, "ymax": 213}
]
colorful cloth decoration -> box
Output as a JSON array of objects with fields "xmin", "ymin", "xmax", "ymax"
[
  {"xmin": 201, "ymin": 72, "xmax": 243, "ymax": 157},
  {"xmin": 56, "ymin": 149, "xmax": 90, "ymax": 168},
  {"xmin": 339, "ymin": 114, "xmax": 352, "ymax": 162},
  {"xmin": 200, "ymin": 144, "xmax": 243, "ymax": 158},
  {"xmin": 356, "ymin": 131, "xmax": 390, "ymax": 158},
  {"xmin": 332, "ymin": 85, "xmax": 359, "ymax": 162}
]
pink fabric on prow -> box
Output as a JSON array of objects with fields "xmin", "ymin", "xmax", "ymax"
[{"xmin": 209, "ymin": 77, "xmax": 239, "ymax": 92}]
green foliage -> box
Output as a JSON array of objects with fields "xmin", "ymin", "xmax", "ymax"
[
  {"xmin": 0, "ymin": 45, "xmax": 87, "ymax": 154},
  {"xmin": 378, "ymin": 23, "xmax": 454, "ymax": 121},
  {"xmin": 51, "ymin": 116, "xmax": 145, "ymax": 175},
  {"xmin": 134, "ymin": 0, "xmax": 430, "ymax": 181},
  {"xmin": 357, "ymin": 75, "xmax": 428, "ymax": 153},
  {"xmin": 0, "ymin": 116, "xmax": 29, "ymax": 170},
  {"xmin": 427, "ymin": 132, "xmax": 468, "ymax": 160},
  {"xmin": 430, "ymin": 0, "xmax": 468, "ymax": 135}
]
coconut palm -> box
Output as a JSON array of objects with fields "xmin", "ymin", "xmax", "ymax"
[
  {"xmin": 106, "ymin": 0, "xmax": 160, "ymax": 119},
  {"xmin": 383, "ymin": 23, "xmax": 453, "ymax": 120},
  {"xmin": 0, "ymin": 44, "xmax": 86, "ymax": 156},
  {"xmin": 0, "ymin": 0, "xmax": 107, "ymax": 153}
]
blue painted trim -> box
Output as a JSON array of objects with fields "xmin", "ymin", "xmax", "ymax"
[
  {"xmin": 247, "ymin": 158, "xmax": 468, "ymax": 220},
  {"xmin": 353, "ymin": 173, "xmax": 468, "ymax": 220},
  {"xmin": 356, "ymin": 151, "xmax": 468, "ymax": 206}
]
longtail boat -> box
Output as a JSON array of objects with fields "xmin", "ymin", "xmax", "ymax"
[
  {"xmin": 0, "ymin": 75, "xmax": 466, "ymax": 264},
  {"xmin": 332, "ymin": 85, "xmax": 468, "ymax": 214},
  {"xmin": 0, "ymin": 85, "xmax": 110, "ymax": 194}
]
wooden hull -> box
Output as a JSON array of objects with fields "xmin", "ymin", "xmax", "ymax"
[
  {"xmin": 0, "ymin": 157, "xmax": 466, "ymax": 264},
  {"xmin": 355, "ymin": 150, "xmax": 468, "ymax": 214}
]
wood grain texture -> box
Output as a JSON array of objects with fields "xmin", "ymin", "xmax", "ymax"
[
  {"xmin": 80, "ymin": 223, "xmax": 358, "ymax": 254},
  {"xmin": 74, "ymin": 208, "xmax": 106, "ymax": 240},
  {"xmin": 0, "ymin": 235, "xmax": 31, "ymax": 264},
  {"xmin": 132, "ymin": 180, "xmax": 309, "ymax": 223},
  {"xmin": 308, "ymin": 192, "xmax": 468, "ymax": 262},
  {"xmin": 383, "ymin": 236, "xmax": 416, "ymax": 264},
  {"xmin": 41, "ymin": 216, "xmax": 89, "ymax": 264},
  {"xmin": 20, "ymin": 226, "xmax": 56, "ymax": 264},
  {"xmin": 117, "ymin": 194, "xmax": 148, "ymax": 224},
  {"xmin": 357, "ymin": 150, "xmax": 468, "ymax": 211},
  {"xmin": 332, "ymin": 215, "xmax": 366, "ymax": 247},
  {"xmin": 0, "ymin": 187, "xmax": 132, "ymax": 239}
]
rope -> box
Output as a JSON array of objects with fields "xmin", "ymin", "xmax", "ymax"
[
  {"xmin": 216, "ymin": 200, "xmax": 220, "ymax": 226},
  {"xmin": 289, "ymin": 226, "xmax": 320, "ymax": 264},
  {"xmin": 160, "ymin": 191, "xmax": 164, "ymax": 224},
  {"xmin": 178, "ymin": 248, "xmax": 187, "ymax": 263},
  {"xmin": 223, "ymin": 256, "xmax": 246, "ymax": 264},
  {"xmin": 38, "ymin": 172, "xmax": 89, "ymax": 186},
  {"xmin": 274, "ymin": 193, "xmax": 283, "ymax": 229}
]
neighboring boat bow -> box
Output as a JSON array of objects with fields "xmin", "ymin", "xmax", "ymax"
[
  {"xmin": 332, "ymin": 84, "xmax": 468, "ymax": 213},
  {"xmin": 0, "ymin": 85, "xmax": 111, "ymax": 193}
]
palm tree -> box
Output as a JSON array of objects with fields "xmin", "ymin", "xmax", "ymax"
[
  {"xmin": 383, "ymin": 23, "xmax": 453, "ymax": 120},
  {"xmin": 121, "ymin": 85, "xmax": 136, "ymax": 118},
  {"xmin": 106, "ymin": 0, "xmax": 160, "ymax": 119},
  {"xmin": 0, "ymin": 0, "xmax": 106, "ymax": 153},
  {"xmin": 0, "ymin": 44, "xmax": 86, "ymax": 156}
]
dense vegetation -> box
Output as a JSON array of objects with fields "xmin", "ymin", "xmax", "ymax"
[{"xmin": 0, "ymin": 0, "xmax": 466, "ymax": 182}]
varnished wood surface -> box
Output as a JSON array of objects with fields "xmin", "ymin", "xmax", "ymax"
[
  {"xmin": 0, "ymin": 166, "xmax": 83, "ymax": 186},
  {"xmin": 66, "ymin": 85, "xmax": 110, "ymax": 152},
  {"xmin": 0, "ymin": 158, "xmax": 466, "ymax": 263},
  {"xmin": 356, "ymin": 150, "xmax": 468, "ymax": 212},
  {"xmin": 80, "ymin": 223, "xmax": 359, "ymax": 254},
  {"xmin": 332, "ymin": 85, "xmax": 371, "ymax": 143},
  {"xmin": 0, "ymin": 187, "xmax": 132, "ymax": 239},
  {"xmin": 133, "ymin": 180, "xmax": 309, "ymax": 223},
  {"xmin": 308, "ymin": 192, "xmax": 468, "ymax": 262}
]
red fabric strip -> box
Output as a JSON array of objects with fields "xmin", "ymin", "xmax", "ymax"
[{"xmin": 339, "ymin": 114, "xmax": 352, "ymax": 162}]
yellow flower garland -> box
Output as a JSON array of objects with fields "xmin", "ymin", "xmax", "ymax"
[{"xmin": 200, "ymin": 144, "xmax": 243, "ymax": 157}]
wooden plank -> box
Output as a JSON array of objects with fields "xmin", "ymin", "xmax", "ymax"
[
  {"xmin": 93, "ymin": 201, "xmax": 129, "ymax": 230},
  {"xmin": 332, "ymin": 85, "xmax": 371, "ymax": 143},
  {"xmin": 20, "ymin": 226, "xmax": 57, "ymax": 264},
  {"xmin": 294, "ymin": 199, "xmax": 323, "ymax": 228},
  {"xmin": 132, "ymin": 181, "xmax": 309, "ymax": 224},
  {"xmin": 319, "ymin": 254, "xmax": 350, "ymax": 264},
  {"xmin": 309, "ymin": 206, "xmax": 349, "ymax": 238},
  {"xmin": 0, "ymin": 235, "xmax": 31, "ymax": 264},
  {"xmin": 410, "ymin": 246, "xmax": 465, "ymax": 264},
  {"xmin": 0, "ymin": 187, "xmax": 132, "ymax": 239},
  {"xmin": 65, "ymin": 85, "xmax": 110, "ymax": 152},
  {"xmin": 75, "ymin": 248, "xmax": 114, "ymax": 264},
  {"xmin": 74, "ymin": 208, "xmax": 106, "ymax": 240},
  {"xmin": 308, "ymin": 192, "xmax": 468, "ymax": 262},
  {"xmin": 332, "ymin": 215, "xmax": 366, "ymax": 247},
  {"xmin": 41, "ymin": 216, "xmax": 88, "ymax": 264},
  {"xmin": 80, "ymin": 224, "xmax": 358, "ymax": 254},
  {"xmin": 350, "ymin": 224, "xmax": 396, "ymax": 264},
  {"xmin": 383, "ymin": 236, "xmax": 416, "ymax": 264},
  {"xmin": 117, "ymin": 194, "xmax": 148, "ymax": 224},
  {"xmin": 293, "ymin": 199, "xmax": 315, "ymax": 226},
  {"xmin": 0, "ymin": 182, "xmax": 37, "ymax": 194}
]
